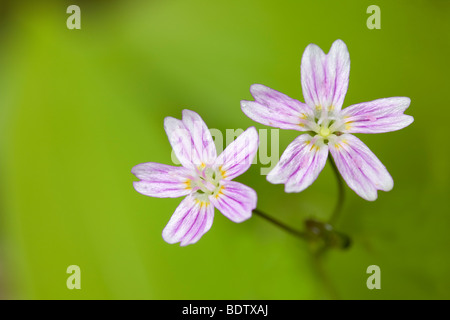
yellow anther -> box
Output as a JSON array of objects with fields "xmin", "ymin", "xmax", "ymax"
[
  {"xmin": 215, "ymin": 185, "xmax": 224, "ymax": 198},
  {"xmin": 219, "ymin": 166, "xmax": 227, "ymax": 178}
]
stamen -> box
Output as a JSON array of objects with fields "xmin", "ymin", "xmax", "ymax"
[{"xmin": 192, "ymin": 165, "xmax": 224, "ymax": 202}]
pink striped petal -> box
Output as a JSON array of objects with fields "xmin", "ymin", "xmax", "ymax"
[
  {"xmin": 164, "ymin": 110, "xmax": 216, "ymax": 169},
  {"xmin": 162, "ymin": 194, "xmax": 214, "ymax": 246},
  {"xmin": 210, "ymin": 181, "xmax": 256, "ymax": 223},
  {"xmin": 132, "ymin": 162, "xmax": 192, "ymax": 198},
  {"xmin": 267, "ymin": 134, "xmax": 329, "ymax": 192},
  {"xmin": 241, "ymin": 84, "xmax": 313, "ymax": 131},
  {"xmin": 340, "ymin": 97, "xmax": 414, "ymax": 133},
  {"xmin": 329, "ymin": 134, "xmax": 393, "ymax": 201},
  {"xmin": 214, "ymin": 127, "xmax": 259, "ymax": 180},
  {"xmin": 301, "ymin": 39, "xmax": 350, "ymax": 111},
  {"xmin": 181, "ymin": 109, "xmax": 217, "ymax": 163}
]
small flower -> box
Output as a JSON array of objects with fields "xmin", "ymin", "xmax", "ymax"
[
  {"xmin": 132, "ymin": 110, "xmax": 259, "ymax": 246},
  {"xmin": 241, "ymin": 39, "xmax": 413, "ymax": 201}
]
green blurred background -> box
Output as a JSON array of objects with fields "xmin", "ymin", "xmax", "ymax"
[{"xmin": 0, "ymin": 0, "xmax": 449, "ymax": 299}]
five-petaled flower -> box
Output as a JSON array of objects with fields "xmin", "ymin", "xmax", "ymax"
[
  {"xmin": 241, "ymin": 39, "xmax": 413, "ymax": 201},
  {"xmin": 132, "ymin": 110, "xmax": 259, "ymax": 246}
]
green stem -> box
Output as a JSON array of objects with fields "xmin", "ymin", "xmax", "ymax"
[
  {"xmin": 252, "ymin": 156, "xmax": 347, "ymax": 245},
  {"xmin": 252, "ymin": 208, "xmax": 308, "ymax": 240},
  {"xmin": 311, "ymin": 249, "xmax": 340, "ymax": 299},
  {"xmin": 327, "ymin": 155, "xmax": 345, "ymax": 225}
]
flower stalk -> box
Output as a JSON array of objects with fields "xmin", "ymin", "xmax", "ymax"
[
  {"xmin": 328, "ymin": 155, "xmax": 345, "ymax": 225},
  {"xmin": 252, "ymin": 156, "xmax": 350, "ymax": 250},
  {"xmin": 252, "ymin": 208, "xmax": 308, "ymax": 240}
]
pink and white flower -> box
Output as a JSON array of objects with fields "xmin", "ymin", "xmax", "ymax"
[
  {"xmin": 241, "ymin": 39, "xmax": 413, "ymax": 201},
  {"xmin": 132, "ymin": 110, "xmax": 259, "ymax": 246}
]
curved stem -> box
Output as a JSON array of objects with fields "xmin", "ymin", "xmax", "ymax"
[
  {"xmin": 328, "ymin": 155, "xmax": 345, "ymax": 225},
  {"xmin": 252, "ymin": 208, "xmax": 308, "ymax": 240},
  {"xmin": 252, "ymin": 156, "xmax": 347, "ymax": 245},
  {"xmin": 311, "ymin": 249, "xmax": 339, "ymax": 299}
]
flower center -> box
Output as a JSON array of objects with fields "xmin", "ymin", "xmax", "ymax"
[
  {"xmin": 191, "ymin": 166, "xmax": 223, "ymax": 202},
  {"xmin": 319, "ymin": 126, "xmax": 331, "ymax": 138},
  {"xmin": 300, "ymin": 110, "xmax": 345, "ymax": 144}
]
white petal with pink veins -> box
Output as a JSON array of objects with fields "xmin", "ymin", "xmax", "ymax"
[
  {"xmin": 241, "ymin": 84, "xmax": 313, "ymax": 131},
  {"xmin": 210, "ymin": 181, "xmax": 256, "ymax": 223},
  {"xmin": 214, "ymin": 127, "xmax": 259, "ymax": 180},
  {"xmin": 340, "ymin": 97, "xmax": 414, "ymax": 133},
  {"xmin": 162, "ymin": 194, "xmax": 214, "ymax": 246},
  {"xmin": 329, "ymin": 134, "xmax": 393, "ymax": 201},
  {"xmin": 132, "ymin": 162, "xmax": 192, "ymax": 198},
  {"xmin": 164, "ymin": 110, "xmax": 216, "ymax": 169},
  {"xmin": 301, "ymin": 39, "xmax": 350, "ymax": 111},
  {"xmin": 267, "ymin": 134, "xmax": 329, "ymax": 193}
]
